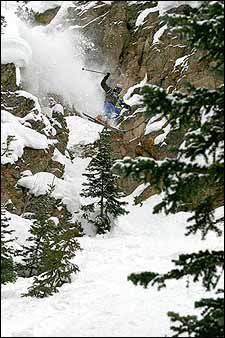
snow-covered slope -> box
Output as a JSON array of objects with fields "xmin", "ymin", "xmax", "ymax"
[
  {"xmin": 1, "ymin": 1, "xmax": 223, "ymax": 337},
  {"xmin": 2, "ymin": 108, "xmax": 224, "ymax": 335},
  {"xmin": 66, "ymin": 116, "xmax": 103, "ymax": 147},
  {"xmin": 2, "ymin": 188, "xmax": 223, "ymax": 337}
]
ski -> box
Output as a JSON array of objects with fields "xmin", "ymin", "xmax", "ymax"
[{"xmin": 82, "ymin": 113, "xmax": 125, "ymax": 134}]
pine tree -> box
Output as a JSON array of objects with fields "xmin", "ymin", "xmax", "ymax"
[
  {"xmin": 81, "ymin": 128, "xmax": 128, "ymax": 234},
  {"xmin": 23, "ymin": 218, "xmax": 81, "ymax": 298},
  {"xmin": 117, "ymin": 2, "xmax": 224, "ymax": 337},
  {"xmin": 21, "ymin": 183, "xmax": 57, "ymax": 277},
  {"xmin": 1, "ymin": 204, "xmax": 17, "ymax": 284},
  {"xmin": 21, "ymin": 183, "xmax": 81, "ymax": 297}
]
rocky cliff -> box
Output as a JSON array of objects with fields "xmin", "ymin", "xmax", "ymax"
[
  {"xmin": 2, "ymin": 1, "xmax": 222, "ymax": 213},
  {"xmin": 1, "ymin": 63, "xmax": 68, "ymax": 215},
  {"xmin": 63, "ymin": 1, "xmax": 222, "ymax": 195}
]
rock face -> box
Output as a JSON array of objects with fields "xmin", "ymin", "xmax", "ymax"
[
  {"xmin": 63, "ymin": 1, "xmax": 222, "ymax": 196},
  {"xmin": 34, "ymin": 6, "xmax": 60, "ymax": 25},
  {"xmin": 1, "ymin": 63, "xmax": 17, "ymax": 91},
  {"xmin": 34, "ymin": 1, "xmax": 222, "ymax": 94},
  {"xmin": 66, "ymin": 1, "xmax": 221, "ymax": 91},
  {"xmin": 2, "ymin": 1, "xmax": 223, "ymax": 208},
  {"xmin": 1, "ymin": 64, "xmax": 68, "ymax": 215}
]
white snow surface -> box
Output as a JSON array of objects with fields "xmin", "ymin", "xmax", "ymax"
[
  {"xmin": 26, "ymin": 1, "xmax": 64, "ymax": 14},
  {"xmin": 6, "ymin": 211, "xmax": 32, "ymax": 255},
  {"xmin": 52, "ymin": 148, "xmax": 91, "ymax": 197},
  {"xmin": 158, "ymin": 1, "xmax": 202, "ymax": 14},
  {"xmin": 16, "ymin": 172, "xmax": 80, "ymax": 214},
  {"xmin": 66, "ymin": 116, "xmax": 103, "ymax": 147},
  {"xmin": 135, "ymin": 1, "xmax": 202, "ymax": 27},
  {"xmin": 1, "ymin": 8, "xmax": 32, "ymax": 67},
  {"xmin": 135, "ymin": 7, "xmax": 159, "ymax": 27},
  {"xmin": 1, "ymin": 110, "xmax": 49, "ymax": 164},
  {"xmin": 144, "ymin": 116, "xmax": 167, "ymax": 135},
  {"xmin": 154, "ymin": 123, "xmax": 171, "ymax": 145},
  {"xmin": 1, "ymin": 191, "xmax": 223, "ymax": 337},
  {"xmin": 144, "ymin": 115, "xmax": 171, "ymax": 146},
  {"xmin": 152, "ymin": 24, "xmax": 168, "ymax": 44},
  {"xmin": 175, "ymin": 54, "xmax": 190, "ymax": 67},
  {"xmin": 123, "ymin": 75, "xmax": 147, "ymax": 106},
  {"xmin": 52, "ymin": 103, "xmax": 64, "ymax": 115},
  {"xmin": 1, "ymin": 113, "xmax": 224, "ymax": 336},
  {"xmin": 2, "ymin": 114, "xmax": 224, "ymax": 336}
]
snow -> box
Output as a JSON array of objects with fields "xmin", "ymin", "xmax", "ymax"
[
  {"xmin": 123, "ymin": 75, "xmax": 147, "ymax": 106},
  {"xmin": 66, "ymin": 116, "xmax": 103, "ymax": 147},
  {"xmin": 144, "ymin": 116, "xmax": 167, "ymax": 135},
  {"xmin": 16, "ymin": 172, "xmax": 80, "ymax": 214},
  {"xmin": 41, "ymin": 106, "xmax": 53, "ymax": 119},
  {"xmin": 52, "ymin": 103, "xmax": 64, "ymax": 115},
  {"xmin": 135, "ymin": 7, "xmax": 159, "ymax": 27},
  {"xmin": 1, "ymin": 8, "xmax": 20, "ymax": 36},
  {"xmin": 46, "ymin": 1, "xmax": 74, "ymax": 30},
  {"xmin": 52, "ymin": 148, "xmax": 91, "ymax": 196},
  {"xmin": 2, "ymin": 1, "xmax": 105, "ymax": 117},
  {"xmin": 14, "ymin": 91, "xmax": 56, "ymax": 137},
  {"xmin": 1, "ymin": 0, "xmax": 222, "ymax": 336},
  {"xmin": 174, "ymin": 54, "xmax": 190, "ymax": 67},
  {"xmin": 64, "ymin": 157, "xmax": 91, "ymax": 196},
  {"xmin": 173, "ymin": 54, "xmax": 191, "ymax": 74},
  {"xmin": 158, "ymin": 1, "xmax": 202, "ymax": 15},
  {"xmin": 135, "ymin": 1, "xmax": 202, "ymax": 27},
  {"xmin": 179, "ymin": 135, "xmax": 224, "ymax": 168},
  {"xmin": 16, "ymin": 90, "xmax": 41, "ymax": 113},
  {"xmin": 154, "ymin": 123, "xmax": 171, "ymax": 145},
  {"xmin": 6, "ymin": 211, "xmax": 32, "ymax": 254},
  {"xmin": 1, "ymin": 110, "xmax": 49, "ymax": 165},
  {"xmin": 1, "ymin": 110, "xmax": 223, "ymax": 336},
  {"xmin": 1, "ymin": 9, "xmax": 32, "ymax": 67},
  {"xmin": 1, "ymin": 36, "xmax": 32, "ymax": 68},
  {"xmin": 16, "ymin": 67, "xmax": 21, "ymax": 86},
  {"xmin": 154, "ymin": 124, "xmax": 171, "ymax": 145},
  {"xmin": 26, "ymin": 1, "xmax": 64, "ymax": 14},
  {"xmin": 144, "ymin": 115, "xmax": 171, "ymax": 146},
  {"xmin": 18, "ymin": 17, "xmax": 104, "ymax": 117},
  {"xmin": 74, "ymin": 1, "xmax": 99, "ymax": 16},
  {"xmin": 21, "ymin": 170, "xmax": 33, "ymax": 177},
  {"xmin": 152, "ymin": 24, "xmax": 168, "ymax": 44},
  {"xmin": 1, "ymin": 191, "xmax": 223, "ymax": 337},
  {"xmin": 2, "ymin": 111, "xmax": 223, "ymax": 335}
]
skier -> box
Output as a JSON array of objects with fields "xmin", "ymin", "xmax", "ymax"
[{"xmin": 97, "ymin": 72, "xmax": 130, "ymax": 123}]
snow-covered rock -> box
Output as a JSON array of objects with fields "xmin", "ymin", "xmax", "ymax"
[
  {"xmin": 17, "ymin": 171, "xmax": 80, "ymax": 214},
  {"xmin": 1, "ymin": 9, "xmax": 32, "ymax": 67},
  {"xmin": 1, "ymin": 110, "xmax": 49, "ymax": 164}
]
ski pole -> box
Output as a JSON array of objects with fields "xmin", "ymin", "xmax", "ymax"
[{"xmin": 82, "ymin": 67, "xmax": 106, "ymax": 75}]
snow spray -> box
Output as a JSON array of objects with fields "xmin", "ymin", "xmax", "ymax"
[{"xmin": 16, "ymin": 4, "xmax": 104, "ymax": 117}]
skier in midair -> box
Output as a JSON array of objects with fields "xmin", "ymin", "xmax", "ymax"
[{"xmin": 98, "ymin": 72, "xmax": 130, "ymax": 123}]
